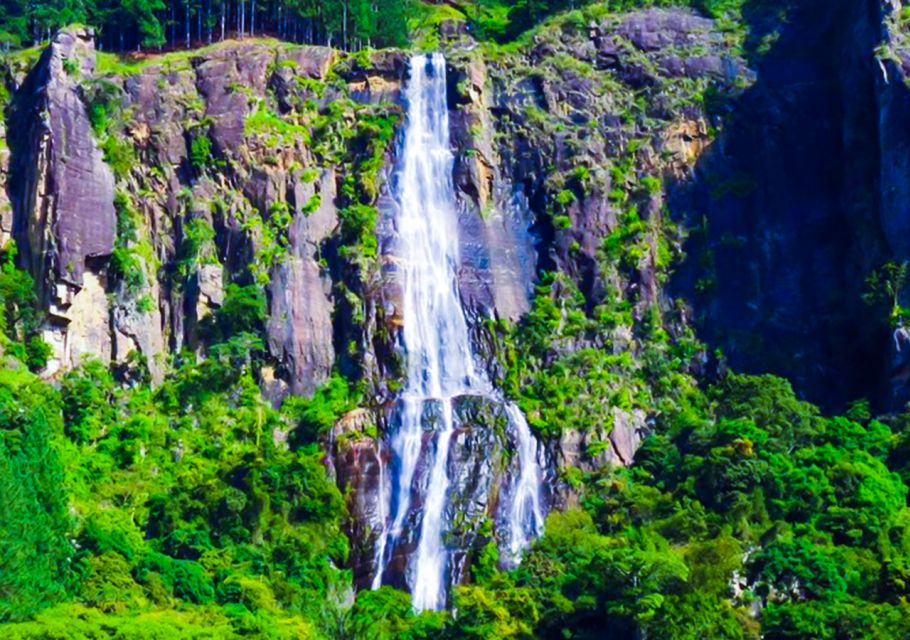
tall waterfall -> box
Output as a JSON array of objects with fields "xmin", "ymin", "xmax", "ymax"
[{"xmin": 371, "ymin": 53, "xmax": 545, "ymax": 611}]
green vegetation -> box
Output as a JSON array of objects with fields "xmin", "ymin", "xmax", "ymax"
[
  {"xmin": 84, "ymin": 78, "xmax": 135, "ymax": 178},
  {"xmin": 464, "ymin": 0, "xmax": 748, "ymax": 43},
  {"xmin": 0, "ymin": 305, "xmax": 349, "ymax": 635},
  {"xmin": 2, "ymin": 1, "xmax": 905, "ymax": 639},
  {"xmin": 189, "ymin": 131, "xmax": 215, "ymax": 172},
  {"xmin": 0, "ymin": 243, "xmax": 51, "ymax": 371},
  {"xmin": 431, "ymin": 372, "xmax": 910, "ymax": 640},
  {"xmin": 864, "ymin": 261, "xmax": 910, "ymax": 327},
  {"xmin": 245, "ymin": 100, "xmax": 311, "ymax": 147},
  {"xmin": 109, "ymin": 192, "xmax": 147, "ymax": 294},
  {"xmin": 176, "ymin": 216, "xmax": 217, "ymax": 283}
]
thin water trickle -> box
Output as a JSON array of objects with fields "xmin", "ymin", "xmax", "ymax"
[{"xmin": 371, "ymin": 53, "xmax": 545, "ymax": 611}]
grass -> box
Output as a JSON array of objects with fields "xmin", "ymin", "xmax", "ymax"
[
  {"xmin": 407, "ymin": 0, "xmax": 468, "ymax": 50},
  {"xmin": 94, "ymin": 37, "xmax": 288, "ymax": 77},
  {"xmin": 0, "ymin": 44, "xmax": 43, "ymax": 78},
  {"xmin": 244, "ymin": 99, "xmax": 311, "ymax": 146}
]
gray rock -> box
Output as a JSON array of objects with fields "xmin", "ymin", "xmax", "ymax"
[
  {"xmin": 616, "ymin": 8, "xmax": 715, "ymax": 52},
  {"xmin": 267, "ymin": 169, "xmax": 337, "ymax": 396},
  {"xmin": 15, "ymin": 27, "xmax": 115, "ymax": 289}
]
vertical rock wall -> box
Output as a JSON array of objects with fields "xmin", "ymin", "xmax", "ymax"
[{"xmin": 9, "ymin": 28, "xmax": 116, "ymax": 374}]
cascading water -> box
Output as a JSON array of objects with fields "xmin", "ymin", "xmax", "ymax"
[{"xmin": 371, "ymin": 53, "xmax": 546, "ymax": 611}]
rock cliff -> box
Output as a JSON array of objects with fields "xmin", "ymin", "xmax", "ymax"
[
  {"xmin": 672, "ymin": 0, "xmax": 910, "ymax": 412},
  {"xmin": 9, "ymin": 0, "xmax": 907, "ymax": 590}
]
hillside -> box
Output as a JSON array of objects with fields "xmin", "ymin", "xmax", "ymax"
[{"xmin": 3, "ymin": 1, "xmax": 910, "ymax": 639}]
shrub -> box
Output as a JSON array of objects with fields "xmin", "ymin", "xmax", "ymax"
[{"xmin": 190, "ymin": 133, "xmax": 214, "ymax": 171}]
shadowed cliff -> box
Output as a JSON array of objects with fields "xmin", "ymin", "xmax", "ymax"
[{"xmin": 671, "ymin": 0, "xmax": 908, "ymax": 412}]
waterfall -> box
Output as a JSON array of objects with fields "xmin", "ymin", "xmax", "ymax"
[{"xmin": 371, "ymin": 53, "xmax": 545, "ymax": 611}]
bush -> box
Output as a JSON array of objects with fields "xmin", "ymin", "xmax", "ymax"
[
  {"xmin": 190, "ymin": 133, "xmax": 214, "ymax": 171},
  {"xmin": 284, "ymin": 373, "xmax": 361, "ymax": 445}
]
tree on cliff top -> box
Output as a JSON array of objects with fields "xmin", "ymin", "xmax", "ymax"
[{"xmin": 0, "ymin": 0, "xmax": 410, "ymax": 51}]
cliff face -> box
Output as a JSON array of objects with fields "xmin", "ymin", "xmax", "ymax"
[
  {"xmin": 876, "ymin": 0, "xmax": 910, "ymax": 406},
  {"xmin": 671, "ymin": 0, "xmax": 910, "ymax": 412},
  {"xmin": 0, "ymin": 9, "xmax": 749, "ymax": 587},
  {"xmin": 7, "ymin": 31, "xmax": 382, "ymax": 389},
  {"xmin": 12, "ymin": 1, "xmax": 910, "ymax": 588},
  {"xmin": 9, "ymin": 29, "xmax": 117, "ymax": 373}
]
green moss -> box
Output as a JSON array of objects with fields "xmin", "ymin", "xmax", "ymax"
[
  {"xmin": 61, "ymin": 56, "xmax": 79, "ymax": 77},
  {"xmin": 244, "ymin": 99, "xmax": 311, "ymax": 147},
  {"xmin": 555, "ymin": 189, "xmax": 576, "ymax": 206},
  {"xmin": 108, "ymin": 192, "xmax": 146, "ymax": 294},
  {"xmin": 553, "ymin": 214, "xmax": 572, "ymax": 230}
]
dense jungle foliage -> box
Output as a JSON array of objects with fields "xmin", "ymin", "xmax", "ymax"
[
  {"xmin": 4, "ymin": 0, "xmax": 910, "ymax": 639},
  {"xmin": 7, "ymin": 248, "xmax": 910, "ymax": 640}
]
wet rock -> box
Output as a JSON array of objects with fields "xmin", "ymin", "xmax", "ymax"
[
  {"xmin": 447, "ymin": 56, "xmax": 536, "ymax": 324},
  {"xmin": 326, "ymin": 408, "xmax": 384, "ymax": 590}
]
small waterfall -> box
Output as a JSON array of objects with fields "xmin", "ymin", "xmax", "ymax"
[
  {"xmin": 371, "ymin": 53, "xmax": 545, "ymax": 611},
  {"xmin": 501, "ymin": 403, "xmax": 545, "ymax": 567}
]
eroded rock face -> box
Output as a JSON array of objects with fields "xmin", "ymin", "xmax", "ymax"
[
  {"xmin": 10, "ymin": 27, "xmax": 116, "ymax": 370},
  {"xmin": 267, "ymin": 169, "xmax": 338, "ymax": 397},
  {"xmin": 326, "ymin": 408, "xmax": 385, "ymax": 589},
  {"xmin": 4, "ymin": 29, "xmax": 411, "ymax": 393}
]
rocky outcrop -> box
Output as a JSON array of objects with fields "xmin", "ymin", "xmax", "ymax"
[
  {"xmin": 267, "ymin": 169, "xmax": 338, "ymax": 397},
  {"xmin": 0, "ymin": 119, "xmax": 12, "ymax": 246},
  {"xmin": 325, "ymin": 407, "xmax": 385, "ymax": 588},
  {"xmin": 9, "ymin": 27, "xmax": 116, "ymax": 372},
  {"xmin": 14, "ymin": 28, "xmax": 116, "ymax": 289},
  {"xmin": 4, "ymin": 31, "xmax": 407, "ymax": 393},
  {"xmin": 557, "ymin": 407, "xmax": 647, "ymax": 478},
  {"xmin": 671, "ymin": 0, "xmax": 909, "ymax": 410}
]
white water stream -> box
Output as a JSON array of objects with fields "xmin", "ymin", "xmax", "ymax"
[{"xmin": 371, "ymin": 53, "xmax": 545, "ymax": 611}]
